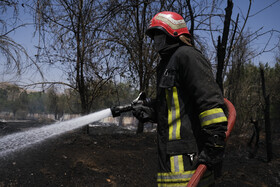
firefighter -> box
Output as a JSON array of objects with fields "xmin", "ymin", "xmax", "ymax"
[{"xmin": 132, "ymin": 11, "xmax": 228, "ymax": 186}]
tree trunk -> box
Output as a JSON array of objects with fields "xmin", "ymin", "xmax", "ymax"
[
  {"xmin": 186, "ymin": 0, "xmax": 194, "ymax": 44},
  {"xmin": 76, "ymin": 0, "xmax": 88, "ymax": 115},
  {"xmin": 260, "ymin": 67, "xmax": 273, "ymax": 162},
  {"xmin": 136, "ymin": 121, "xmax": 144, "ymax": 134},
  {"xmin": 264, "ymin": 95, "xmax": 272, "ymax": 162},
  {"xmin": 247, "ymin": 118, "xmax": 260, "ymax": 158},
  {"xmin": 216, "ymin": 0, "xmax": 233, "ymax": 93}
]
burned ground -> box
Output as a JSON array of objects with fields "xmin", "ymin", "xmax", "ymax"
[{"xmin": 0, "ymin": 122, "xmax": 279, "ymax": 187}]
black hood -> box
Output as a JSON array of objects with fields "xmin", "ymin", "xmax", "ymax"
[{"xmin": 153, "ymin": 33, "xmax": 182, "ymax": 57}]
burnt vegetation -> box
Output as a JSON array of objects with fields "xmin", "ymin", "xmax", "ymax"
[{"xmin": 0, "ymin": 0, "xmax": 280, "ymax": 186}]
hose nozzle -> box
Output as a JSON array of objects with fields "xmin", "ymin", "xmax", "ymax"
[
  {"xmin": 110, "ymin": 92, "xmax": 149, "ymax": 117},
  {"xmin": 110, "ymin": 104, "xmax": 133, "ymax": 117}
]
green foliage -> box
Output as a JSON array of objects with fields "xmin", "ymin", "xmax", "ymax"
[
  {"xmin": 91, "ymin": 81, "xmax": 138, "ymax": 112},
  {"xmin": 0, "ymin": 89, "xmax": 8, "ymax": 111},
  {"xmin": 63, "ymin": 88, "xmax": 82, "ymax": 114},
  {"xmin": 27, "ymin": 92, "xmax": 45, "ymax": 114},
  {"xmin": 225, "ymin": 63, "xmax": 260, "ymax": 132},
  {"xmin": 0, "ymin": 82, "xmax": 140, "ymax": 117},
  {"xmin": 225, "ymin": 61, "xmax": 280, "ymax": 134},
  {"xmin": 262, "ymin": 62, "xmax": 280, "ymax": 119}
]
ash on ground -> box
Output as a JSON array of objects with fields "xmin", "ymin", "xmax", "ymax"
[{"xmin": 0, "ymin": 120, "xmax": 279, "ymax": 186}]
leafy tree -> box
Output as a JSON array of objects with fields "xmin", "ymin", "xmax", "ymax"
[
  {"xmin": 0, "ymin": 88, "xmax": 8, "ymax": 111},
  {"xmin": 5, "ymin": 84, "xmax": 21, "ymax": 116},
  {"xmin": 63, "ymin": 88, "xmax": 82, "ymax": 114},
  {"xmin": 27, "ymin": 92, "xmax": 45, "ymax": 114},
  {"xmin": 19, "ymin": 90, "xmax": 28, "ymax": 110},
  {"xmin": 16, "ymin": 90, "xmax": 29, "ymax": 118},
  {"xmin": 264, "ymin": 62, "xmax": 280, "ymax": 119},
  {"xmin": 225, "ymin": 62, "xmax": 261, "ymax": 134},
  {"xmin": 92, "ymin": 81, "xmax": 138, "ymax": 111},
  {"xmin": 46, "ymin": 86, "xmax": 59, "ymax": 119}
]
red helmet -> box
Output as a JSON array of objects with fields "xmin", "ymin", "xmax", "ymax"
[{"xmin": 146, "ymin": 11, "xmax": 190, "ymax": 38}]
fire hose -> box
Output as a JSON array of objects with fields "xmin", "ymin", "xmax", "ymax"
[{"xmin": 186, "ymin": 98, "xmax": 236, "ymax": 187}]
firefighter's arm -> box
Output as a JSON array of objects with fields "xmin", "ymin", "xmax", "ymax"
[
  {"xmin": 177, "ymin": 47, "xmax": 227, "ymax": 168},
  {"xmin": 198, "ymin": 118, "xmax": 227, "ymax": 169}
]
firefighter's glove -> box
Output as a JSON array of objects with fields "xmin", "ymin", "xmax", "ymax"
[
  {"xmin": 198, "ymin": 125, "xmax": 226, "ymax": 169},
  {"xmin": 132, "ymin": 104, "xmax": 156, "ymax": 123}
]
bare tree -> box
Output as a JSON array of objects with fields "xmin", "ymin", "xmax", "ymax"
[
  {"xmin": 216, "ymin": 0, "xmax": 233, "ymax": 93},
  {"xmin": 34, "ymin": 0, "xmax": 117, "ymax": 114},
  {"xmin": 0, "ymin": 1, "xmax": 32, "ymax": 76},
  {"xmin": 100, "ymin": 0, "xmax": 160, "ymax": 96},
  {"xmin": 99, "ymin": 0, "xmax": 162, "ymax": 133}
]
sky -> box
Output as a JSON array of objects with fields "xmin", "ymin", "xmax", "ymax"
[
  {"xmin": 1, "ymin": 0, "xmax": 280, "ymax": 90},
  {"xmin": 1, "ymin": 5, "xmax": 68, "ymax": 91},
  {"xmin": 233, "ymin": 0, "xmax": 280, "ymax": 63}
]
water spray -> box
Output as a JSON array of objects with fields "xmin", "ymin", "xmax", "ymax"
[
  {"xmin": 0, "ymin": 92, "xmax": 148, "ymax": 158},
  {"xmin": 0, "ymin": 109, "xmax": 112, "ymax": 158}
]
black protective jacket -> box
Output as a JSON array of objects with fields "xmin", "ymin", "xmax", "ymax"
[{"xmin": 154, "ymin": 44, "xmax": 227, "ymax": 186}]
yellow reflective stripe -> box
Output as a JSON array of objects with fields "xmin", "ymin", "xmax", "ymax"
[
  {"xmin": 158, "ymin": 178, "xmax": 190, "ymax": 183},
  {"xmin": 165, "ymin": 89, "xmax": 173, "ymax": 140},
  {"xmin": 199, "ymin": 108, "xmax": 224, "ymax": 118},
  {"xmin": 170, "ymin": 155, "xmax": 184, "ymax": 173},
  {"xmin": 199, "ymin": 108, "xmax": 227, "ymax": 127},
  {"xmin": 165, "ymin": 87, "xmax": 182, "ymax": 140},
  {"xmin": 157, "ymin": 170, "xmax": 213, "ymax": 187},
  {"xmin": 157, "ymin": 170, "xmax": 196, "ymax": 182},
  {"xmin": 178, "ymin": 155, "xmax": 184, "ymax": 172},
  {"xmin": 165, "ymin": 87, "xmax": 184, "ymax": 176},
  {"xmin": 158, "ymin": 182, "xmax": 188, "ymax": 187},
  {"xmin": 158, "ymin": 183, "xmax": 187, "ymax": 187},
  {"xmin": 170, "ymin": 156, "xmax": 175, "ymax": 172},
  {"xmin": 201, "ymin": 116, "xmax": 227, "ymax": 127},
  {"xmin": 157, "ymin": 170, "xmax": 195, "ymax": 177},
  {"xmin": 173, "ymin": 87, "xmax": 181, "ymax": 140}
]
